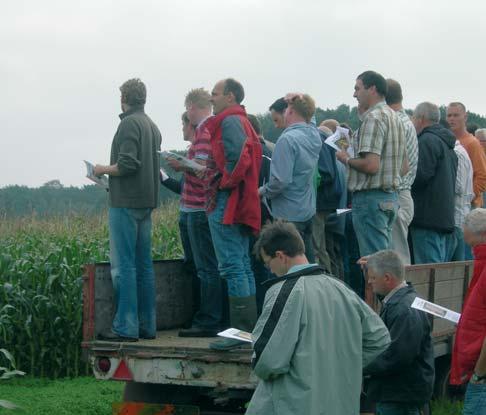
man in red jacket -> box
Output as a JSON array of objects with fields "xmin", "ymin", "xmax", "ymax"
[
  {"xmin": 204, "ymin": 78, "xmax": 262, "ymax": 350},
  {"xmin": 450, "ymin": 208, "xmax": 486, "ymax": 414}
]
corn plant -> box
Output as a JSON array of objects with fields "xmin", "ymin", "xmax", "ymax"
[
  {"xmin": 0, "ymin": 201, "xmax": 182, "ymax": 378},
  {"xmin": 1, "ymin": 348, "xmax": 25, "ymax": 411}
]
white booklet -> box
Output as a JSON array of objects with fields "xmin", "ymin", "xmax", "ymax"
[
  {"xmin": 325, "ymin": 126, "xmax": 354, "ymax": 158},
  {"xmin": 336, "ymin": 208, "xmax": 352, "ymax": 215},
  {"xmin": 217, "ymin": 328, "xmax": 252, "ymax": 343},
  {"xmin": 159, "ymin": 151, "xmax": 205, "ymax": 173},
  {"xmin": 84, "ymin": 160, "xmax": 109, "ymax": 190},
  {"xmin": 411, "ymin": 297, "xmax": 461, "ymax": 324}
]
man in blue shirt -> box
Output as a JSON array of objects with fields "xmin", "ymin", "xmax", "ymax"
[{"xmin": 259, "ymin": 93, "xmax": 322, "ymax": 262}]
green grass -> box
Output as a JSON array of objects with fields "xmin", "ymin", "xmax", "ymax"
[
  {"xmin": 431, "ymin": 398, "xmax": 463, "ymax": 415},
  {"xmin": 0, "ymin": 377, "xmax": 464, "ymax": 415},
  {"xmin": 0, "ymin": 377, "xmax": 123, "ymax": 414}
]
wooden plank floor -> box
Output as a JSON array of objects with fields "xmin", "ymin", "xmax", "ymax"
[{"xmin": 88, "ymin": 329, "xmax": 253, "ymax": 363}]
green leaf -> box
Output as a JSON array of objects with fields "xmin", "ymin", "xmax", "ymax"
[{"xmin": 0, "ymin": 399, "xmax": 20, "ymax": 409}]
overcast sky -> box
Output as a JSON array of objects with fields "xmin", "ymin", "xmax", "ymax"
[{"xmin": 2, "ymin": 0, "xmax": 485, "ymax": 188}]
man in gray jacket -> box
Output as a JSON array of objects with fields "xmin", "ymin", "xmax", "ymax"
[
  {"xmin": 247, "ymin": 221, "xmax": 390, "ymax": 415},
  {"xmin": 94, "ymin": 78, "xmax": 161, "ymax": 342}
]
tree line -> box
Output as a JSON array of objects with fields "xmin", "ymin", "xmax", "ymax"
[{"xmin": 2, "ymin": 105, "xmax": 485, "ymax": 218}]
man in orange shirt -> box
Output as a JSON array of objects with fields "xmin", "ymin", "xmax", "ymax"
[{"xmin": 447, "ymin": 102, "xmax": 486, "ymax": 208}]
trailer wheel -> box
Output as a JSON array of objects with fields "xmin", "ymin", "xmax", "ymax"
[{"xmin": 123, "ymin": 381, "xmax": 198, "ymax": 404}]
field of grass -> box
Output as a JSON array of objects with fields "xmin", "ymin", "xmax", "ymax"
[
  {"xmin": 0, "ymin": 203, "xmax": 182, "ymax": 378},
  {"xmin": 0, "ymin": 377, "xmax": 123, "ymax": 414},
  {"xmin": 0, "ymin": 377, "xmax": 464, "ymax": 415}
]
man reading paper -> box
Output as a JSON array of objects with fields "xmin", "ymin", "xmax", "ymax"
[{"xmin": 246, "ymin": 220, "xmax": 390, "ymax": 415}]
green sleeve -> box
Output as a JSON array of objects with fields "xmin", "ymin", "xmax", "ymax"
[{"xmin": 117, "ymin": 118, "xmax": 141, "ymax": 176}]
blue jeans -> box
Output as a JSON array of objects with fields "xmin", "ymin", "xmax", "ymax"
[
  {"xmin": 186, "ymin": 210, "xmax": 223, "ymax": 329},
  {"xmin": 410, "ymin": 227, "xmax": 447, "ymax": 264},
  {"xmin": 352, "ymin": 190, "xmax": 398, "ymax": 256},
  {"xmin": 208, "ymin": 191, "xmax": 255, "ymax": 298},
  {"xmin": 463, "ymin": 382, "xmax": 486, "ymax": 415},
  {"xmin": 376, "ymin": 402, "xmax": 420, "ymax": 415},
  {"xmin": 109, "ymin": 207, "xmax": 155, "ymax": 338},
  {"xmin": 445, "ymin": 226, "xmax": 465, "ymax": 261},
  {"xmin": 344, "ymin": 212, "xmax": 364, "ymax": 298}
]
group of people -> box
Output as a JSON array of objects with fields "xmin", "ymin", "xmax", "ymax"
[{"xmin": 93, "ymin": 72, "xmax": 486, "ymax": 414}]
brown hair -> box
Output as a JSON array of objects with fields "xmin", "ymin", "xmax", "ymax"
[
  {"xmin": 181, "ymin": 111, "xmax": 190, "ymax": 125},
  {"xmin": 448, "ymin": 102, "xmax": 467, "ymax": 112},
  {"xmin": 120, "ymin": 78, "xmax": 146, "ymax": 106},
  {"xmin": 385, "ymin": 79, "xmax": 403, "ymax": 105},
  {"xmin": 253, "ymin": 220, "xmax": 305, "ymax": 261},
  {"xmin": 287, "ymin": 94, "xmax": 315, "ymax": 122}
]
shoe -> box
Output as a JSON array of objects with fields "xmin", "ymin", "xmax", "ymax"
[
  {"xmin": 209, "ymin": 337, "xmax": 251, "ymax": 351},
  {"xmin": 209, "ymin": 295, "xmax": 257, "ymax": 351},
  {"xmin": 97, "ymin": 329, "xmax": 138, "ymax": 342},
  {"xmin": 140, "ymin": 335, "xmax": 156, "ymax": 340},
  {"xmin": 178, "ymin": 327, "xmax": 219, "ymax": 338}
]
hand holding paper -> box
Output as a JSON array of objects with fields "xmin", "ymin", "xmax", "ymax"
[
  {"xmin": 325, "ymin": 126, "xmax": 354, "ymax": 158},
  {"xmin": 84, "ymin": 160, "xmax": 109, "ymax": 190},
  {"xmin": 411, "ymin": 297, "xmax": 461, "ymax": 324},
  {"xmin": 160, "ymin": 151, "xmax": 205, "ymax": 174},
  {"xmin": 217, "ymin": 328, "xmax": 252, "ymax": 343}
]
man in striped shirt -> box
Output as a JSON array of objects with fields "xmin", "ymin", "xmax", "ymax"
[
  {"xmin": 336, "ymin": 71, "xmax": 407, "ymax": 257},
  {"xmin": 385, "ymin": 79, "xmax": 418, "ymax": 265},
  {"xmin": 168, "ymin": 89, "xmax": 224, "ymax": 338},
  {"xmin": 445, "ymin": 142, "xmax": 474, "ymax": 261}
]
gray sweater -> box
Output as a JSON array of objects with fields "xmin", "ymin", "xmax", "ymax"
[{"xmin": 109, "ymin": 107, "xmax": 162, "ymax": 208}]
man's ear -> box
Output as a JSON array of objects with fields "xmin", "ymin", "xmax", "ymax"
[{"xmin": 228, "ymin": 92, "xmax": 236, "ymax": 105}]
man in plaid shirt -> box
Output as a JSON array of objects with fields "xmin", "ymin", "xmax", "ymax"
[{"xmin": 336, "ymin": 71, "xmax": 407, "ymax": 257}]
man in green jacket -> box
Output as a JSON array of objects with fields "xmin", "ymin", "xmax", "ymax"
[
  {"xmin": 94, "ymin": 78, "xmax": 162, "ymax": 342},
  {"xmin": 247, "ymin": 221, "xmax": 390, "ymax": 415}
]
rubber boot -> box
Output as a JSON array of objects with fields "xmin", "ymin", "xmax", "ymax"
[{"xmin": 209, "ymin": 295, "xmax": 257, "ymax": 351}]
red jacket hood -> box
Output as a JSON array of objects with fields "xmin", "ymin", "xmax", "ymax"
[{"xmin": 205, "ymin": 105, "xmax": 262, "ymax": 234}]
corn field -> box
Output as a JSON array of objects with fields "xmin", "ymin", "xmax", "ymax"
[{"xmin": 0, "ymin": 201, "xmax": 182, "ymax": 378}]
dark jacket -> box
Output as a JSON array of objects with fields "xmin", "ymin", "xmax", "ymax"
[
  {"xmin": 161, "ymin": 176, "xmax": 182, "ymax": 194},
  {"xmin": 109, "ymin": 106, "xmax": 162, "ymax": 208},
  {"xmin": 364, "ymin": 284, "xmax": 435, "ymax": 405},
  {"xmin": 411, "ymin": 123, "xmax": 457, "ymax": 232},
  {"xmin": 316, "ymin": 130, "xmax": 341, "ymax": 211}
]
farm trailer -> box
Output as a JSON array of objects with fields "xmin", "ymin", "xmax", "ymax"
[{"xmin": 82, "ymin": 259, "xmax": 473, "ymax": 413}]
